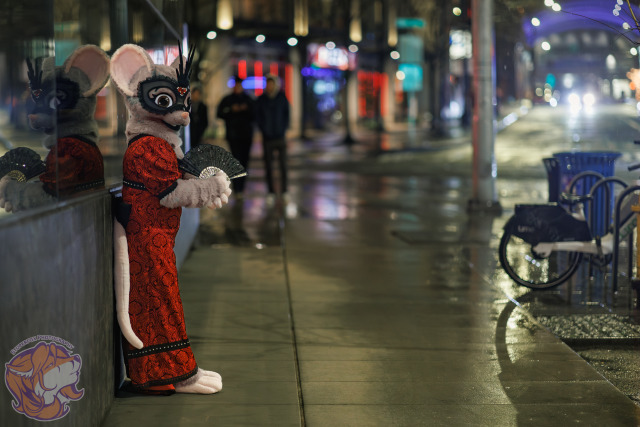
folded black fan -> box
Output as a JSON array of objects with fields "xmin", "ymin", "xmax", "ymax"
[
  {"xmin": 179, "ymin": 144, "xmax": 247, "ymax": 180},
  {"xmin": 0, "ymin": 147, "xmax": 46, "ymax": 182}
]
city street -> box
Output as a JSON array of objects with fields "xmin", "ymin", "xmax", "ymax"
[
  {"xmin": 7, "ymin": 1, "xmax": 640, "ymax": 425},
  {"xmin": 102, "ymin": 101, "xmax": 640, "ymax": 425}
]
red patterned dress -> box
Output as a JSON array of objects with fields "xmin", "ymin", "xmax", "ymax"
[
  {"xmin": 39, "ymin": 136, "xmax": 105, "ymax": 196},
  {"xmin": 122, "ymin": 134, "xmax": 197, "ymax": 389}
]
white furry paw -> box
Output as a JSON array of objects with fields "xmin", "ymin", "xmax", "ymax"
[
  {"xmin": 206, "ymin": 198, "xmax": 219, "ymax": 210},
  {"xmin": 161, "ymin": 171, "xmax": 232, "ymax": 209},
  {"xmin": 2, "ymin": 201, "xmax": 13, "ymax": 212},
  {"xmin": 175, "ymin": 373, "xmax": 222, "ymax": 394},
  {"xmin": 199, "ymin": 368, "xmax": 222, "ymax": 381}
]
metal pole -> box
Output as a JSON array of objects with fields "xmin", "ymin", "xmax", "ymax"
[
  {"xmin": 343, "ymin": 69, "xmax": 356, "ymax": 148},
  {"xmin": 468, "ymin": 0, "xmax": 501, "ymax": 212}
]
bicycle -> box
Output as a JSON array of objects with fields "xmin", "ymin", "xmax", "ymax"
[{"xmin": 499, "ymin": 166, "xmax": 640, "ymax": 290}]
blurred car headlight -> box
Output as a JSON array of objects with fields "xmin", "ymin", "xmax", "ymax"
[
  {"xmin": 568, "ymin": 93, "xmax": 581, "ymax": 105},
  {"xmin": 582, "ymin": 93, "xmax": 595, "ymax": 107}
]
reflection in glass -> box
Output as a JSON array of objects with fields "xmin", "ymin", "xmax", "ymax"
[
  {"xmin": 0, "ymin": 0, "xmax": 55, "ymax": 218},
  {"xmin": 0, "ymin": 45, "xmax": 109, "ymax": 213}
]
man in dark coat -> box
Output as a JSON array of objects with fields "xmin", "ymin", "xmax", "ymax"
[
  {"xmin": 255, "ymin": 74, "xmax": 290, "ymax": 196},
  {"xmin": 216, "ymin": 77, "xmax": 255, "ymax": 195},
  {"xmin": 189, "ymin": 85, "xmax": 209, "ymax": 148}
]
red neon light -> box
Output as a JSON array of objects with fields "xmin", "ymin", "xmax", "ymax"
[
  {"xmin": 238, "ymin": 60, "xmax": 247, "ymax": 79},
  {"xmin": 270, "ymin": 63, "xmax": 279, "ymax": 77},
  {"xmin": 357, "ymin": 71, "xmax": 367, "ymax": 118},
  {"xmin": 380, "ymin": 73, "xmax": 388, "ymax": 117},
  {"xmin": 371, "ymin": 72, "xmax": 378, "ymax": 91},
  {"xmin": 254, "ymin": 61, "xmax": 263, "ymax": 96},
  {"xmin": 285, "ymin": 64, "xmax": 293, "ymax": 103}
]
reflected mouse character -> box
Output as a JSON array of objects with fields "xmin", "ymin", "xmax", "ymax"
[
  {"xmin": 0, "ymin": 45, "xmax": 108, "ymax": 212},
  {"xmin": 110, "ymin": 43, "xmax": 231, "ymax": 394}
]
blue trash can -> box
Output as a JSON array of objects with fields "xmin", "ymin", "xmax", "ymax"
[
  {"xmin": 552, "ymin": 151, "xmax": 621, "ymax": 236},
  {"xmin": 543, "ymin": 157, "xmax": 560, "ymax": 203}
]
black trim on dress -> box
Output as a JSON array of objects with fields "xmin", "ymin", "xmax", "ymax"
[{"xmin": 126, "ymin": 338, "xmax": 191, "ymax": 359}]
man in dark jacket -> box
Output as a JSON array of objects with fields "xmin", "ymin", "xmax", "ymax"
[
  {"xmin": 256, "ymin": 74, "xmax": 290, "ymax": 196},
  {"xmin": 189, "ymin": 85, "xmax": 209, "ymax": 148},
  {"xmin": 216, "ymin": 77, "xmax": 255, "ymax": 195}
]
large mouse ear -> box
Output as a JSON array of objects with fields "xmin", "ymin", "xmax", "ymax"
[
  {"xmin": 169, "ymin": 55, "xmax": 184, "ymax": 69},
  {"xmin": 64, "ymin": 45, "xmax": 110, "ymax": 97},
  {"xmin": 110, "ymin": 44, "xmax": 154, "ymax": 97}
]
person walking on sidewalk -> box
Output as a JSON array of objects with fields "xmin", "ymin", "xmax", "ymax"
[
  {"xmin": 256, "ymin": 74, "xmax": 290, "ymax": 197},
  {"xmin": 189, "ymin": 84, "xmax": 209, "ymax": 148},
  {"xmin": 216, "ymin": 76, "xmax": 255, "ymax": 196}
]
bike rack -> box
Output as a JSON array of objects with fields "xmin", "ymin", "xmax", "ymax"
[
  {"xmin": 566, "ymin": 171, "xmax": 605, "ymax": 194},
  {"xmin": 566, "ymin": 171, "xmax": 606, "ymax": 234},
  {"xmin": 568, "ymin": 173, "xmax": 636, "ymax": 304},
  {"xmin": 588, "ymin": 177, "xmax": 629, "ymax": 233},
  {"xmin": 587, "ymin": 177, "xmax": 628, "ymax": 298},
  {"xmin": 613, "ymin": 185, "xmax": 640, "ymax": 302}
]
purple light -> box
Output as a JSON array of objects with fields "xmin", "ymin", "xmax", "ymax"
[
  {"xmin": 523, "ymin": 0, "xmax": 640, "ymax": 45},
  {"xmin": 301, "ymin": 67, "xmax": 342, "ymax": 79},
  {"xmin": 227, "ymin": 76, "xmax": 266, "ymax": 90}
]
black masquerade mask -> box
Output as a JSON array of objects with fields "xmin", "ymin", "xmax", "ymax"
[
  {"xmin": 137, "ymin": 45, "xmax": 195, "ymax": 116},
  {"xmin": 26, "ymin": 58, "xmax": 80, "ymax": 113}
]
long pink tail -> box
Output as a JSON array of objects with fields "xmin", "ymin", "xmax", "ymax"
[{"xmin": 113, "ymin": 219, "xmax": 144, "ymax": 349}]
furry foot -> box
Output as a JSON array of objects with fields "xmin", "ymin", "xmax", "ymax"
[
  {"xmin": 175, "ymin": 370, "xmax": 222, "ymax": 394},
  {"xmin": 199, "ymin": 368, "xmax": 222, "ymax": 380}
]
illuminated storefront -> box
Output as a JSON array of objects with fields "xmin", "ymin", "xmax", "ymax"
[{"xmin": 301, "ymin": 43, "xmax": 356, "ymax": 130}]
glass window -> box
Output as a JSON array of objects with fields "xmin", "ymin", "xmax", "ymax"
[
  {"xmin": 0, "ymin": 0, "xmax": 56, "ymax": 218},
  {"xmin": 0, "ymin": 0, "xmax": 188, "ymax": 221}
]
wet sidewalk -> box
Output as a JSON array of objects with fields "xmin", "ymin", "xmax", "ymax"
[{"xmin": 102, "ymin": 124, "xmax": 640, "ymax": 426}]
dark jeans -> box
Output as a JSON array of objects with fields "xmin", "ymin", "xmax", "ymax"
[
  {"xmin": 227, "ymin": 137, "xmax": 253, "ymax": 194},
  {"xmin": 262, "ymin": 138, "xmax": 287, "ymax": 194}
]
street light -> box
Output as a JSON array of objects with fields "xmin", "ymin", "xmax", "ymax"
[
  {"xmin": 350, "ymin": 0, "xmax": 362, "ymax": 43},
  {"xmin": 217, "ymin": 0, "xmax": 233, "ymax": 30},
  {"xmin": 294, "ymin": 0, "xmax": 309, "ymax": 36}
]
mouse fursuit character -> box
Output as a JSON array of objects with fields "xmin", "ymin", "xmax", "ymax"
[
  {"xmin": 0, "ymin": 45, "xmax": 108, "ymax": 212},
  {"xmin": 110, "ymin": 43, "xmax": 231, "ymax": 394}
]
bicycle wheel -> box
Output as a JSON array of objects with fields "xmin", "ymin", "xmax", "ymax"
[{"xmin": 499, "ymin": 230, "xmax": 583, "ymax": 289}]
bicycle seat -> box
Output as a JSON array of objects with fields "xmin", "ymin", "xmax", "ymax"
[{"xmin": 560, "ymin": 193, "xmax": 592, "ymax": 205}]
